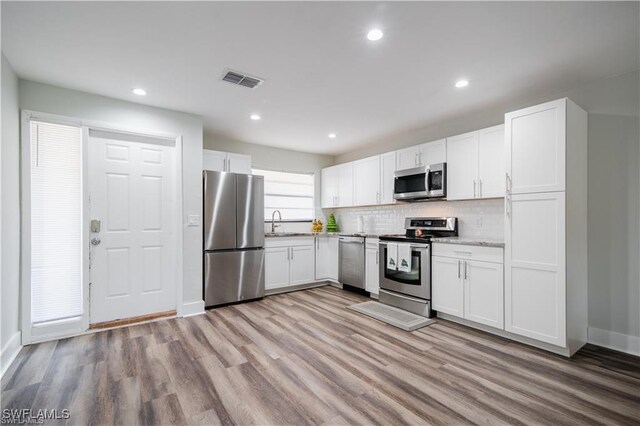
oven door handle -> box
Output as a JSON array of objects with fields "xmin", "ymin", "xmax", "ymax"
[{"xmin": 379, "ymin": 242, "xmax": 430, "ymax": 250}]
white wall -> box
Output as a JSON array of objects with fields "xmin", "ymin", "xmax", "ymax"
[
  {"xmin": 18, "ymin": 80, "xmax": 205, "ymax": 314},
  {"xmin": 587, "ymin": 114, "xmax": 639, "ymax": 343},
  {"xmin": 1, "ymin": 53, "xmax": 22, "ymax": 373},
  {"xmin": 204, "ymin": 135, "xmax": 335, "ymax": 232}
]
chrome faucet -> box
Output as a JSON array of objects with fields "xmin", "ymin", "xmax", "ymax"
[{"xmin": 271, "ymin": 210, "xmax": 282, "ymax": 233}]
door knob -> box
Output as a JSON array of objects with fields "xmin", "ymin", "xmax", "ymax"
[{"xmin": 91, "ymin": 237, "xmax": 101, "ymax": 246}]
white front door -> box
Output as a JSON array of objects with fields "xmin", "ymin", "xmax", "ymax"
[{"xmin": 89, "ymin": 134, "xmax": 177, "ymax": 324}]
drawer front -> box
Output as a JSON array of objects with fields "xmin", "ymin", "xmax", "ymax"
[
  {"xmin": 366, "ymin": 237, "xmax": 379, "ymax": 250},
  {"xmin": 432, "ymin": 243, "xmax": 503, "ymax": 264},
  {"xmin": 265, "ymin": 237, "xmax": 315, "ymax": 248}
]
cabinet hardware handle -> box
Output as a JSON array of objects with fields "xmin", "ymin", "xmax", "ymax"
[
  {"xmin": 376, "ymin": 251, "xmax": 379, "ymax": 264},
  {"xmin": 473, "ymin": 180, "xmax": 477, "ymax": 198},
  {"xmin": 464, "ymin": 261, "xmax": 468, "ymax": 280},
  {"xmin": 506, "ymin": 195, "xmax": 511, "ymax": 218},
  {"xmin": 290, "ymin": 248, "xmax": 294, "ymax": 260},
  {"xmin": 479, "ymin": 180, "xmax": 483, "ymax": 198},
  {"xmin": 458, "ymin": 260, "xmax": 461, "ymax": 278},
  {"xmin": 414, "ymin": 152, "xmax": 418, "ymax": 166},
  {"xmin": 506, "ymin": 172, "xmax": 512, "ymax": 194}
]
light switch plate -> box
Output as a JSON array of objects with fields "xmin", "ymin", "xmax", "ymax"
[{"xmin": 187, "ymin": 215, "xmax": 200, "ymax": 226}]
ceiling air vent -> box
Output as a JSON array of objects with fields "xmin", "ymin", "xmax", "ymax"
[{"xmin": 221, "ymin": 69, "xmax": 264, "ymax": 89}]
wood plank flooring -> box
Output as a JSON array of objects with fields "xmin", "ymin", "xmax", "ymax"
[{"xmin": 2, "ymin": 286, "xmax": 639, "ymax": 425}]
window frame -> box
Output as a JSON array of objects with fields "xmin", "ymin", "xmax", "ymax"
[{"xmin": 252, "ymin": 167, "xmax": 316, "ymax": 222}]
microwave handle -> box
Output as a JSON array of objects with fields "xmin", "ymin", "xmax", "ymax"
[{"xmin": 425, "ymin": 166, "xmax": 431, "ymax": 193}]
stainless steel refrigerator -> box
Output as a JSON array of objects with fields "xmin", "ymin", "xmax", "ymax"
[{"xmin": 203, "ymin": 170, "xmax": 265, "ymax": 307}]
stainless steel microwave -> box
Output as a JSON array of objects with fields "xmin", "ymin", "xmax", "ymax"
[{"xmin": 393, "ymin": 163, "xmax": 446, "ymax": 200}]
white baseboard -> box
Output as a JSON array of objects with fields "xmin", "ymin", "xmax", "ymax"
[
  {"xmin": 1, "ymin": 332, "xmax": 22, "ymax": 378},
  {"xmin": 588, "ymin": 327, "xmax": 640, "ymax": 356},
  {"xmin": 181, "ymin": 300, "xmax": 205, "ymax": 317}
]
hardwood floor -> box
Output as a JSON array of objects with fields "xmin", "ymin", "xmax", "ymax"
[{"xmin": 2, "ymin": 286, "xmax": 639, "ymax": 425}]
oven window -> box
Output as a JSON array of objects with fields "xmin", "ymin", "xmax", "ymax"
[
  {"xmin": 384, "ymin": 248, "xmax": 421, "ymax": 285},
  {"xmin": 395, "ymin": 174, "xmax": 426, "ymax": 194}
]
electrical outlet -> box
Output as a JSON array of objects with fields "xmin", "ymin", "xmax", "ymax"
[{"xmin": 187, "ymin": 215, "xmax": 200, "ymax": 226}]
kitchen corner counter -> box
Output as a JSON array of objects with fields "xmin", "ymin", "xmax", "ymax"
[{"xmin": 430, "ymin": 237, "xmax": 505, "ymax": 248}]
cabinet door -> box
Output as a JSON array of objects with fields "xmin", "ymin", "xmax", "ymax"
[
  {"xmin": 478, "ymin": 125, "xmax": 505, "ymax": 198},
  {"xmin": 265, "ymin": 247, "xmax": 290, "ymax": 290},
  {"xmin": 506, "ymin": 98, "xmax": 566, "ymax": 194},
  {"xmin": 446, "ymin": 131, "xmax": 479, "ymax": 200},
  {"xmin": 315, "ymin": 237, "xmax": 329, "ymax": 280},
  {"xmin": 432, "ymin": 256, "xmax": 464, "ymax": 317},
  {"xmin": 365, "ymin": 248, "xmax": 379, "ymax": 295},
  {"xmin": 420, "ymin": 139, "xmax": 446, "ymax": 165},
  {"xmin": 380, "ymin": 152, "xmax": 396, "ymax": 205},
  {"xmin": 337, "ymin": 163, "xmax": 354, "ymax": 207},
  {"xmin": 396, "ymin": 145, "xmax": 421, "ymax": 170},
  {"xmin": 328, "ymin": 237, "xmax": 339, "ymax": 281},
  {"xmin": 203, "ymin": 149, "xmax": 226, "ymax": 172},
  {"xmin": 321, "ymin": 166, "xmax": 339, "ymax": 208},
  {"xmin": 505, "ymin": 191, "xmax": 566, "ymax": 346},
  {"xmin": 354, "ymin": 156, "xmax": 381, "ymax": 206},
  {"xmin": 227, "ymin": 153, "xmax": 252, "ymax": 174},
  {"xmin": 290, "ymin": 245, "xmax": 315, "ymax": 285},
  {"xmin": 464, "ymin": 260, "xmax": 504, "ymax": 329}
]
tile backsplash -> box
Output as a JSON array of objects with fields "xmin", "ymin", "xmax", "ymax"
[{"xmin": 328, "ymin": 199, "xmax": 505, "ymax": 240}]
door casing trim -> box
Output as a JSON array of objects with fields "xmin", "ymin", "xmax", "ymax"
[{"xmin": 20, "ymin": 110, "xmax": 184, "ymax": 344}]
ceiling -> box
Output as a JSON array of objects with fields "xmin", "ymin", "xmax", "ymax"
[{"xmin": 3, "ymin": 2, "xmax": 639, "ymax": 155}]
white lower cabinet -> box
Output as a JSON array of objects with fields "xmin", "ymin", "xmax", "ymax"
[
  {"xmin": 365, "ymin": 238, "xmax": 380, "ymax": 295},
  {"xmin": 265, "ymin": 246, "xmax": 290, "ymax": 290},
  {"xmin": 432, "ymin": 243, "xmax": 504, "ymax": 329},
  {"xmin": 315, "ymin": 236, "xmax": 339, "ymax": 281},
  {"xmin": 464, "ymin": 260, "xmax": 504, "ymax": 329},
  {"xmin": 432, "ymin": 256, "xmax": 464, "ymax": 317},
  {"xmin": 265, "ymin": 238, "xmax": 316, "ymax": 290},
  {"xmin": 290, "ymin": 245, "xmax": 315, "ymax": 285}
]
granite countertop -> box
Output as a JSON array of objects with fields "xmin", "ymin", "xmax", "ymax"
[
  {"xmin": 264, "ymin": 232, "xmax": 382, "ymax": 238},
  {"xmin": 430, "ymin": 237, "xmax": 505, "ymax": 248}
]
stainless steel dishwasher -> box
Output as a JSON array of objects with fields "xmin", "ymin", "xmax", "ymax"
[{"xmin": 338, "ymin": 236, "xmax": 365, "ymax": 289}]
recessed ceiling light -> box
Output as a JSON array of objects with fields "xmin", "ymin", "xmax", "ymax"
[
  {"xmin": 328, "ymin": 133, "xmax": 337, "ymax": 139},
  {"xmin": 367, "ymin": 29, "xmax": 384, "ymax": 41},
  {"xmin": 132, "ymin": 88, "xmax": 146, "ymax": 96},
  {"xmin": 455, "ymin": 79, "xmax": 469, "ymax": 88},
  {"xmin": 250, "ymin": 114, "xmax": 261, "ymax": 120}
]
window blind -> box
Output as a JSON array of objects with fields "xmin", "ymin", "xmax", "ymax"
[
  {"xmin": 252, "ymin": 169, "xmax": 315, "ymax": 221},
  {"xmin": 30, "ymin": 121, "xmax": 83, "ymax": 324}
]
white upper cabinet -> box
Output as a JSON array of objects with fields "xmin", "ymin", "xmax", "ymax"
[
  {"xmin": 380, "ymin": 152, "xmax": 397, "ymax": 205},
  {"xmin": 337, "ymin": 163, "xmax": 354, "ymax": 207},
  {"xmin": 396, "ymin": 145, "xmax": 422, "ymax": 170},
  {"xmin": 226, "ymin": 152, "xmax": 252, "ymax": 174},
  {"xmin": 446, "ymin": 126, "xmax": 505, "ymax": 200},
  {"xmin": 421, "ymin": 139, "xmax": 446, "ymax": 165},
  {"xmin": 478, "ymin": 125, "xmax": 506, "ymax": 198},
  {"xmin": 506, "ymin": 98, "xmax": 566, "ymax": 194},
  {"xmin": 354, "ymin": 155, "xmax": 381, "ymax": 206},
  {"xmin": 203, "ymin": 149, "xmax": 226, "ymax": 172},
  {"xmin": 446, "ymin": 131, "xmax": 479, "ymax": 200},
  {"xmin": 396, "ymin": 139, "xmax": 446, "ymax": 171},
  {"xmin": 203, "ymin": 149, "xmax": 252, "ymax": 174},
  {"xmin": 321, "ymin": 165, "xmax": 339, "ymax": 208}
]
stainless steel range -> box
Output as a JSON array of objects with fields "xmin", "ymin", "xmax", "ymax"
[{"xmin": 378, "ymin": 217, "xmax": 458, "ymax": 317}]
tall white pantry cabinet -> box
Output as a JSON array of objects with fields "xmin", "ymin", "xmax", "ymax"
[{"xmin": 504, "ymin": 98, "xmax": 588, "ymax": 356}]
